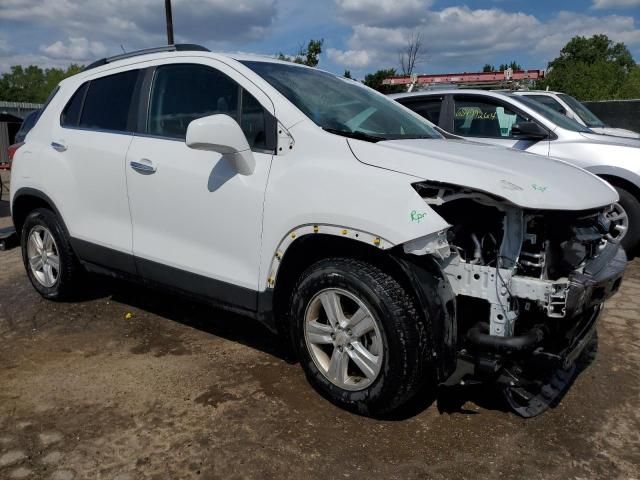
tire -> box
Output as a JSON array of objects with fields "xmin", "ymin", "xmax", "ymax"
[
  {"xmin": 21, "ymin": 208, "xmax": 83, "ymax": 300},
  {"xmin": 611, "ymin": 186, "xmax": 640, "ymax": 257},
  {"xmin": 289, "ymin": 257, "xmax": 434, "ymax": 416}
]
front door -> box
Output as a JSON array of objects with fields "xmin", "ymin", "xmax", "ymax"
[
  {"xmin": 451, "ymin": 95, "xmax": 550, "ymax": 156},
  {"xmin": 125, "ymin": 62, "xmax": 275, "ymax": 310}
]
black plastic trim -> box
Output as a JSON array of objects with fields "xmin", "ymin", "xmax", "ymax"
[{"xmin": 70, "ymin": 237, "xmax": 137, "ymax": 275}]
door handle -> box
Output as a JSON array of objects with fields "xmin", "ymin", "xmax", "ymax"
[
  {"xmin": 51, "ymin": 141, "xmax": 67, "ymax": 152},
  {"xmin": 130, "ymin": 160, "xmax": 157, "ymax": 174}
]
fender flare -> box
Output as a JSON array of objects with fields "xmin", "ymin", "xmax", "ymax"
[
  {"xmin": 11, "ymin": 187, "xmax": 67, "ymax": 234},
  {"xmin": 266, "ymin": 223, "xmax": 393, "ymax": 289}
]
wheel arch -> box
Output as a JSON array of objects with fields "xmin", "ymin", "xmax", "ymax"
[
  {"xmin": 271, "ymin": 232, "xmax": 457, "ymax": 380},
  {"xmin": 12, "ymin": 188, "xmax": 67, "ymax": 236},
  {"xmin": 598, "ymin": 174, "xmax": 640, "ymax": 202}
]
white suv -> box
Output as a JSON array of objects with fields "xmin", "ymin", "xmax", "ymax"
[{"xmin": 11, "ymin": 45, "xmax": 626, "ymax": 417}]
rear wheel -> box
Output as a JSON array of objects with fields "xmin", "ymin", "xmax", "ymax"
[
  {"xmin": 21, "ymin": 208, "xmax": 83, "ymax": 300},
  {"xmin": 606, "ymin": 186, "xmax": 640, "ymax": 257},
  {"xmin": 290, "ymin": 257, "xmax": 434, "ymax": 416}
]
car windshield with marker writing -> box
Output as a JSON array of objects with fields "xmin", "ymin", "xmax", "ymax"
[{"xmin": 241, "ymin": 60, "xmax": 441, "ymax": 142}]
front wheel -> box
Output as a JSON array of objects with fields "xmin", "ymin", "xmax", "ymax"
[
  {"xmin": 290, "ymin": 257, "xmax": 434, "ymax": 416},
  {"xmin": 607, "ymin": 186, "xmax": 640, "ymax": 257}
]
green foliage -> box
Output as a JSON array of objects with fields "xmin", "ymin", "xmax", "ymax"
[
  {"xmin": 343, "ymin": 69, "xmax": 352, "ymax": 79},
  {"xmin": 277, "ymin": 39, "xmax": 324, "ymax": 67},
  {"xmin": 540, "ymin": 34, "xmax": 636, "ymax": 101},
  {"xmin": 362, "ymin": 68, "xmax": 404, "ymax": 94},
  {"xmin": 0, "ymin": 64, "xmax": 83, "ymax": 103},
  {"xmin": 619, "ymin": 66, "xmax": 640, "ymax": 99},
  {"xmin": 482, "ymin": 61, "xmax": 522, "ymax": 73}
]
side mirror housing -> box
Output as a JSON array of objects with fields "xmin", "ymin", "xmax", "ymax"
[
  {"xmin": 511, "ymin": 121, "xmax": 549, "ymax": 140},
  {"xmin": 186, "ymin": 114, "xmax": 256, "ymax": 175}
]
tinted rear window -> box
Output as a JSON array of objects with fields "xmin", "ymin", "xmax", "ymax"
[
  {"xmin": 79, "ymin": 70, "xmax": 139, "ymax": 132},
  {"xmin": 61, "ymin": 83, "xmax": 88, "ymax": 127}
]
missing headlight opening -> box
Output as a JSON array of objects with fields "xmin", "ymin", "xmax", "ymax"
[{"xmin": 409, "ymin": 181, "xmax": 627, "ymax": 414}]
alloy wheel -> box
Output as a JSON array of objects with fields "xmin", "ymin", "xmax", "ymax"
[
  {"xmin": 304, "ymin": 288, "xmax": 383, "ymax": 391},
  {"xmin": 26, "ymin": 225, "xmax": 60, "ymax": 288}
]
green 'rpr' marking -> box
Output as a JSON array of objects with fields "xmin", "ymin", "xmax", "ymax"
[
  {"xmin": 532, "ymin": 184, "xmax": 548, "ymax": 192},
  {"xmin": 410, "ymin": 210, "xmax": 427, "ymax": 223}
]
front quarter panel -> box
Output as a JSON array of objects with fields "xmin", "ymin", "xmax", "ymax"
[{"xmin": 259, "ymin": 121, "xmax": 450, "ymax": 289}]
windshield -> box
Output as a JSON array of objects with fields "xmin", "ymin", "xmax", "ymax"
[
  {"xmin": 241, "ymin": 61, "xmax": 441, "ymax": 142},
  {"xmin": 557, "ymin": 94, "xmax": 605, "ymax": 128},
  {"xmin": 511, "ymin": 94, "xmax": 592, "ymax": 133}
]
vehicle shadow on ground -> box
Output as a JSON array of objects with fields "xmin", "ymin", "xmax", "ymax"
[
  {"xmin": 81, "ymin": 275, "xmax": 290, "ymax": 361},
  {"xmin": 79, "ymin": 275, "xmax": 516, "ymax": 419}
]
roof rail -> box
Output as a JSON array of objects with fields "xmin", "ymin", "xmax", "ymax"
[{"xmin": 83, "ymin": 44, "xmax": 210, "ymax": 71}]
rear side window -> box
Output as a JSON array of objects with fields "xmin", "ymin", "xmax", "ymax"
[
  {"xmin": 79, "ymin": 70, "xmax": 139, "ymax": 132},
  {"xmin": 61, "ymin": 83, "xmax": 88, "ymax": 127},
  {"xmin": 525, "ymin": 95, "xmax": 566, "ymax": 115},
  {"xmin": 401, "ymin": 98, "xmax": 442, "ymax": 125}
]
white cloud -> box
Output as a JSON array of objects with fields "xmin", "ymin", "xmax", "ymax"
[
  {"xmin": 40, "ymin": 37, "xmax": 107, "ymax": 61},
  {"xmin": 335, "ymin": 0, "xmax": 434, "ymax": 26},
  {"xmin": 328, "ymin": 5, "xmax": 640, "ymax": 72},
  {"xmin": 592, "ymin": 0, "xmax": 640, "ymax": 9},
  {"xmin": 0, "ymin": 0, "xmax": 278, "ymax": 52},
  {"xmin": 327, "ymin": 48, "xmax": 373, "ymax": 68}
]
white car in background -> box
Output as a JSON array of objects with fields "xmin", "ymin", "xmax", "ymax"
[
  {"xmin": 393, "ymin": 89, "xmax": 640, "ymax": 256},
  {"xmin": 513, "ymin": 90, "xmax": 640, "ymax": 139}
]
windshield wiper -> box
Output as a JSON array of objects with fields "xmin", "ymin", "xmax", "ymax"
[{"xmin": 322, "ymin": 128, "xmax": 386, "ymax": 143}]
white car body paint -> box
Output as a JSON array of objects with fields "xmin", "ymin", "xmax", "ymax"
[{"xmin": 11, "ymin": 54, "xmax": 619, "ymax": 298}]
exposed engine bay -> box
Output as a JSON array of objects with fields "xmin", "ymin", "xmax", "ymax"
[{"xmin": 408, "ymin": 181, "xmax": 627, "ymax": 416}]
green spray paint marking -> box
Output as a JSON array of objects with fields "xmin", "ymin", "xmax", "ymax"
[
  {"xmin": 532, "ymin": 184, "xmax": 548, "ymax": 192},
  {"xmin": 410, "ymin": 210, "xmax": 427, "ymax": 223}
]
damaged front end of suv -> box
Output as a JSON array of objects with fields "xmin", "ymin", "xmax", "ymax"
[{"xmin": 410, "ymin": 181, "xmax": 626, "ymax": 417}]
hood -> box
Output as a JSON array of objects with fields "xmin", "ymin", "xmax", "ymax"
[
  {"xmin": 348, "ymin": 138, "xmax": 618, "ymax": 211},
  {"xmin": 589, "ymin": 127, "xmax": 640, "ymax": 140},
  {"xmin": 580, "ymin": 131, "xmax": 640, "ymax": 146}
]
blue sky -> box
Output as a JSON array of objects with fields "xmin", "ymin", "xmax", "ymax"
[{"xmin": 1, "ymin": 0, "xmax": 639, "ymax": 78}]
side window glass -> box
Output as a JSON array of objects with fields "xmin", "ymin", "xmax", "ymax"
[
  {"xmin": 79, "ymin": 70, "xmax": 138, "ymax": 132},
  {"xmin": 148, "ymin": 64, "xmax": 239, "ymax": 139},
  {"xmin": 454, "ymin": 98, "xmax": 527, "ymax": 138},
  {"xmin": 406, "ymin": 99, "xmax": 442, "ymax": 124},
  {"xmin": 240, "ymin": 90, "xmax": 268, "ymax": 150},
  {"xmin": 527, "ymin": 95, "xmax": 567, "ymax": 115},
  {"xmin": 61, "ymin": 83, "xmax": 88, "ymax": 127}
]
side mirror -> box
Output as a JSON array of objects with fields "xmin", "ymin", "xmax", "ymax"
[
  {"xmin": 186, "ymin": 114, "xmax": 256, "ymax": 175},
  {"xmin": 511, "ymin": 121, "xmax": 549, "ymax": 140}
]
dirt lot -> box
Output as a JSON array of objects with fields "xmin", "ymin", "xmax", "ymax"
[{"xmin": 1, "ymin": 170, "xmax": 639, "ymax": 480}]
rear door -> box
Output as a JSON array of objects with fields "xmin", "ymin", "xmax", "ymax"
[
  {"xmin": 48, "ymin": 69, "xmax": 142, "ymax": 273},
  {"xmin": 124, "ymin": 61, "xmax": 276, "ymax": 309},
  {"xmin": 450, "ymin": 94, "xmax": 550, "ymax": 155}
]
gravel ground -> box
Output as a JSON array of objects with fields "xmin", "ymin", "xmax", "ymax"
[{"xmin": 1, "ymin": 169, "xmax": 639, "ymax": 479}]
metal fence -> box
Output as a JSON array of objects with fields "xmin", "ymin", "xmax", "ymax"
[{"xmin": 583, "ymin": 99, "xmax": 640, "ymax": 133}]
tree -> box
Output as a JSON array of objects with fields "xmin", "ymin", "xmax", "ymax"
[
  {"xmin": 363, "ymin": 68, "xmax": 404, "ymax": 94},
  {"xmin": 618, "ymin": 65, "xmax": 640, "ymax": 99},
  {"xmin": 343, "ymin": 69, "xmax": 352, "ymax": 79},
  {"xmin": 0, "ymin": 64, "xmax": 83, "ymax": 103},
  {"xmin": 399, "ymin": 32, "xmax": 425, "ymax": 76},
  {"xmin": 498, "ymin": 61, "xmax": 522, "ymax": 71},
  {"xmin": 540, "ymin": 34, "xmax": 636, "ymax": 100},
  {"xmin": 277, "ymin": 39, "xmax": 324, "ymax": 67},
  {"xmin": 482, "ymin": 64, "xmax": 495, "ymax": 73}
]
